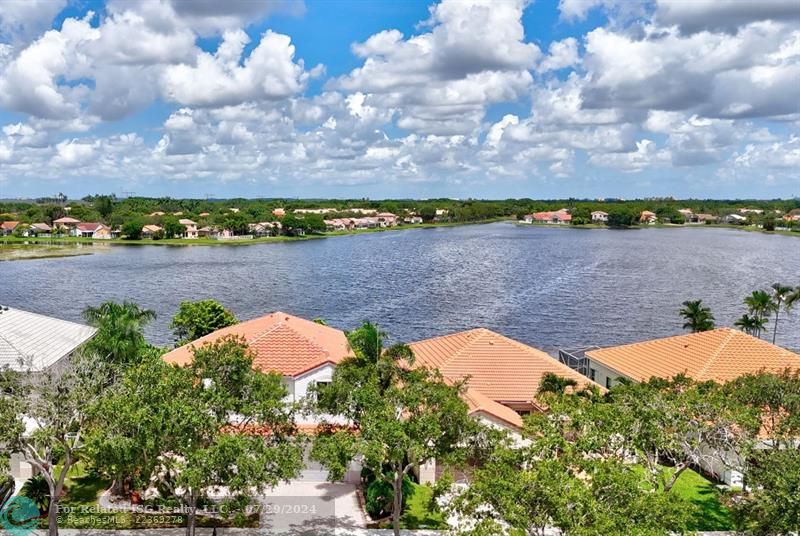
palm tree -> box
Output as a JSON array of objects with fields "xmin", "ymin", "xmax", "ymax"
[
  {"xmin": 786, "ymin": 286, "xmax": 800, "ymax": 311},
  {"xmin": 20, "ymin": 474, "xmax": 50, "ymax": 514},
  {"xmin": 346, "ymin": 321, "xmax": 414, "ymax": 386},
  {"xmin": 770, "ymin": 283, "xmax": 794, "ymax": 344},
  {"xmin": 538, "ymin": 372, "xmax": 578, "ymax": 396},
  {"xmin": 82, "ymin": 301, "xmax": 156, "ymax": 367},
  {"xmin": 679, "ymin": 300, "xmax": 716, "ymax": 332},
  {"xmin": 745, "ymin": 290, "xmax": 777, "ymax": 320},
  {"xmin": 735, "ymin": 314, "xmax": 768, "ymax": 338}
]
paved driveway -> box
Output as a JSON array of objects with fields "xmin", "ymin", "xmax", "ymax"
[{"xmin": 258, "ymin": 480, "xmax": 367, "ymax": 536}]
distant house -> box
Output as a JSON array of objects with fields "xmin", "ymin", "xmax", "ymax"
[
  {"xmin": 272, "ymin": 208, "xmax": 286, "ymax": 218},
  {"xmin": 178, "ymin": 219, "xmax": 198, "ymax": 239},
  {"xmin": 738, "ymin": 208, "xmax": 764, "ymax": 214},
  {"xmin": 376, "ymin": 212, "xmax": 398, "ymax": 227},
  {"xmin": 52, "ymin": 217, "xmax": 81, "ymax": 234},
  {"xmin": 141, "ymin": 224, "xmax": 162, "ymax": 238},
  {"xmin": 724, "ymin": 214, "xmax": 747, "ymax": 224},
  {"xmin": 678, "ymin": 208, "xmax": 693, "ymax": 218},
  {"xmin": 323, "ymin": 219, "xmax": 352, "ymax": 232},
  {"xmin": 172, "ymin": 212, "xmax": 183, "ymax": 216},
  {"xmin": 591, "ymin": 211, "xmax": 608, "ymax": 223},
  {"xmin": 149, "ymin": 211, "xmax": 165, "ymax": 217},
  {"xmin": 229, "ymin": 208, "xmax": 240, "ymax": 213},
  {"xmin": 198, "ymin": 212, "xmax": 210, "ymax": 218},
  {"xmin": 74, "ymin": 223, "xmax": 112, "ymax": 239},
  {"xmin": 248, "ymin": 221, "xmax": 282, "ymax": 237},
  {"xmin": 694, "ymin": 213, "xmax": 716, "ymax": 223},
  {"xmin": 0, "ymin": 306, "xmax": 96, "ymax": 487},
  {"xmin": 27, "ymin": 223, "xmax": 52, "ymax": 236},
  {"xmin": 1, "ymin": 221, "xmax": 20, "ymax": 235},
  {"xmin": 404, "ymin": 216, "xmax": 423, "ymax": 224},
  {"xmin": 526, "ymin": 209, "xmax": 571, "ymax": 224},
  {"xmin": 639, "ymin": 210, "xmax": 657, "ymax": 224}
]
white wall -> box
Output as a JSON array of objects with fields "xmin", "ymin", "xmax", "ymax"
[{"xmin": 587, "ymin": 359, "xmax": 629, "ymax": 388}]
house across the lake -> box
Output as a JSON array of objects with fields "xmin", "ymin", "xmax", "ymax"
[
  {"xmin": 591, "ymin": 211, "xmax": 608, "ymax": 223},
  {"xmin": 74, "ymin": 223, "xmax": 112, "ymax": 239},
  {"xmin": 178, "ymin": 219, "xmax": 198, "ymax": 239},
  {"xmin": 1, "ymin": 221, "xmax": 20, "ymax": 235},
  {"xmin": 524, "ymin": 209, "xmax": 572, "ymax": 224}
]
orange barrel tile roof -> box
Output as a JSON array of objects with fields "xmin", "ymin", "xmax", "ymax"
[
  {"xmin": 162, "ymin": 311, "xmax": 351, "ymax": 377},
  {"xmin": 586, "ymin": 327, "xmax": 800, "ymax": 384},
  {"xmin": 409, "ymin": 327, "xmax": 598, "ymax": 410}
]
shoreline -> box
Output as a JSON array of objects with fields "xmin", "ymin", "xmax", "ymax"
[{"xmin": 516, "ymin": 221, "xmax": 800, "ymax": 237}]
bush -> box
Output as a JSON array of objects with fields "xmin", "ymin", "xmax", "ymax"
[
  {"xmin": 21, "ymin": 474, "xmax": 50, "ymax": 514},
  {"xmin": 364, "ymin": 475, "xmax": 414, "ymax": 519}
]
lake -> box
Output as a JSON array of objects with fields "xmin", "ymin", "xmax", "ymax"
[{"xmin": 2, "ymin": 223, "xmax": 799, "ymax": 353}]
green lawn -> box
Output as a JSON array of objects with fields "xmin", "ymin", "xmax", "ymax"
[
  {"xmin": 666, "ymin": 468, "xmax": 734, "ymax": 531},
  {"xmin": 400, "ymin": 483, "xmax": 447, "ymax": 530}
]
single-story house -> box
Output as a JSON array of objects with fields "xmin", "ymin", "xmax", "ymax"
[
  {"xmin": 563, "ymin": 328, "xmax": 800, "ymax": 485},
  {"xmin": 323, "ymin": 219, "xmax": 355, "ymax": 232},
  {"xmin": 149, "ymin": 211, "xmax": 165, "ymax": 217},
  {"xmin": 141, "ymin": 224, "xmax": 162, "ymax": 238},
  {"xmin": 591, "ymin": 211, "xmax": 608, "ymax": 223},
  {"xmin": 272, "ymin": 208, "xmax": 286, "ymax": 218},
  {"xmin": 73, "ymin": 223, "xmax": 112, "ymax": 239},
  {"xmin": 525, "ymin": 209, "xmax": 571, "ymax": 224},
  {"xmin": 640, "ymin": 210, "xmax": 657, "ymax": 224},
  {"xmin": 404, "ymin": 216, "xmax": 423, "ymax": 224},
  {"xmin": 376, "ymin": 213, "xmax": 398, "ymax": 227},
  {"xmin": 678, "ymin": 208, "xmax": 694, "ymax": 218},
  {"xmin": 0, "ymin": 306, "xmax": 96, "ymax": 489},
  {"xmin": 1, "ymin": 221, "xmax": 20, "ymax": 235},
  {"xmin": 178, "ymin": 219, "xmax": 198, "ymax": 239},
  {"xmin": 27, "ymin": 223, "xmax": 52, "ymax": 236}
]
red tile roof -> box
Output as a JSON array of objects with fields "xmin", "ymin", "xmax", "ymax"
[
  {"xmin": 162, "ymin": 311, "xmax": 351, "ymax": 377},
  {"xmin": 586, "ymin": 328, "xmax": 800, "ymax": 383},
  {"xmin": 409, "ymin": 328, "xmax": 598, "ymax": 429},
  {"xmin": 1, "ymin": 221, "xmax": 19, "ymax": 231}
]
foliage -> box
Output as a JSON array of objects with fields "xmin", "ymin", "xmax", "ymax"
[
  {"xmin": 121, "ymin": 217, "xmax": 145, "ymax": 240},
  {"xmin": 606, "ymin": 207, "xmax": 639, "ymax": 227},
  {"xmin": 162, "ymin": 217, "xmax": 185, "ymax": 239},
  {"xmin": 365, "ymin": 474, "xmax": 413, "ymax": 519},
  {"xmin": 310, "ymin": 321, "xmax": 475, "ymax": 536},
  {"xmin": 21, "ymin": 474, "xmax": 51, "ymax": 513},
  {"xmin": 537, "ymin": 372, "xmax": 578, "ymax": 396},
  {"xmin": 0, "ymin": 353, "xmax": 114, "ymax": 536},
  {"xmin": 89, "ymin": 336, "xmax": 304, "ymax": 536},
  {"xmin": 679, "ymin": 299, "xmax": 716, "ymax": 332},
  {"xmin": 82, "ymin": 301, "xmax": 157, "ymax": 368},
  {"xmin": 169, "ymin": 299, "xmax": 238, "ymax": 346}
]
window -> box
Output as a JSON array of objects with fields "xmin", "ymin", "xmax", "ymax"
[
  {"xmin": 314, "ymin": 380, "xmax": 331, "ymax": 400},
  {"xmin": 589, "ymin": 368, "xmax": 596, "ymax": 382},
  {"xmin": 605, "ymin": 377, "xmax": 612, "ymax": 389}
]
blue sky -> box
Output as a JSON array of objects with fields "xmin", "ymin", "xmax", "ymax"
[{"xmin": 0, "ymin": 0, "xmax": 798, "ymax": 199}]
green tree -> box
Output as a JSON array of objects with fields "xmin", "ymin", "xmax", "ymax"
[
  {"xmin": 606, "ymin": 207, "xmax": 638, "ymax": 227},
  {"xmin": 679, "ymin": 299, "xmax": 716, "ymax": 332},
  {"xmin": 769, "ymin": 283, "xmax": 794, "ymax": 344},
  {"xmin": 94, "ymin": 195, "xmax": 115, "ymax": 221},
  {"xmin": 91, "ymin": 337, "xmax": 304, "ymax": 536},
  {"xmin": 162, "ymin": 217, "xmax": 186, "ymax": 239},
  {"xmin": 223, "ymin": 211, "xmax": 249, "ymax": 235},
  {"xmin": 82, "ymin": 301, "xmax": 156, "ymax": 368},
  {"xmin": 735, "ymin": 313, "xmax": 767, "ymax": 338},
  {"xmin": 20, "ymin": 474, "xmax": 51, "ymax": 514},
  {"xmin": 170, "ymin": 299, "xmax": 238, "ymax": 346},
  {"xmin": 311, "ymin": 321, "xmax": 475, "ymax": 536},
  {"xmin": 0, "ymin": 354, "xmax": 113, "ymax": 536},
  {"xmin": 537, "ymin": 372, "xmax": 578, "ymax": 396},
  {"xmin": 121, "ymin": 217, "xmax": 145, "ymax": 240}
]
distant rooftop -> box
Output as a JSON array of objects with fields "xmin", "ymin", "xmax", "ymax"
[{"xmin": 0, "ymin": 306, "xmax": 96, "ymax": 371}]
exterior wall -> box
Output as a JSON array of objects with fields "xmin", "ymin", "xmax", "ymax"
[
  {"xmin": 10, "ymin": 452, "xmax": 33, "ymax": 484},
  {"xmin": 586, "ymin": 359, "xmax": 629, "ymax": 388},
  {"xmin": 697, "ymin": 444, "xmax": 744, "ymax": 487}
]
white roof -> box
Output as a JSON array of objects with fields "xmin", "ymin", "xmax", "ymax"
[{"xmin": 0, "ymin": 307, "xmax": 96, "ymax": 371}]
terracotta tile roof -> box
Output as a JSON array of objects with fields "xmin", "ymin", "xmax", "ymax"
[
  {"xmin": 409, "ymin": 328, "xmax": 597, "ymax": 427},
  {"xmin": 1, "ymin": 221, "xmax": 19, "ymax": 230},
  {"xmin": 461, "ymin": 387, "xmax": 524, "ymax": 429},
  {"xmin": 53, "ymin": 217, "xmax": 81, "ymax": 224},
  {"xmin": 586, "ymin": 328, "xmax": 800, "ymax": 384},
  {"xmin": 162, "ymin": 311, "xmax": 351, "ymax": 377},
  {"xmin": 76, "ymin": 223, "xmax": 107, "ymax": 232}
]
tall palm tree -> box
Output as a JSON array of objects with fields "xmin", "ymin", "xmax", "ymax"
[
  {"xmin": 82, "ymin": 300, "xmax": 156, "ymax": 367},
  {"xmin": 346, "ymin": 321, "xmax": 414, "ymax": 386},
  {"xmin": 679, "ymin": 300, "xmax": 716, "ymax": 332},
  {"xmin": 735, "ymin": 314, "xmax": 767, "ymax": 338},
  {"xmin": 770, "ymin": 283, "xmax": 794, "ymax": 344}
]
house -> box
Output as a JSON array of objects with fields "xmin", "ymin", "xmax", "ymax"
[
  {"xmin": 172, "ymin": 212, "xmax": 183, "ymax": 216},
  {"xmin": 162, "ymin": 312, "xmax": 361, "ymax": 482},
  {"xmin": 52, "ymin": 217, "xmax": 81, "ymax": 234},
  {"xmin": 694, "ymin": 213, "xmax": 716, "ymax": 223},
  {"xmin": 640, "ymin": 210, "xmax": 657, "ymax": 224},
  {"xmin": 323, "ymin": 219, "xmax": 355, "ymax": 232},
  {"xmin": 724, "ymin": 213, "xmax": 747, "ymax": 224},
  {"xmin": 74, "ymin": 223, "xmax": 112, "ymax": 239},
  {"xmin": 27, "ymin": 223, "xmax": 52, "ymax": 236},
  {"xmin": 352, "ymin": 217, "xmax": 378, "ymax": 229},
  {"xmin": 526, "ymin": 209, "xmax": 571, "ymax": 224},
  {"xmin": 178, "ymin": 219, "xmax": 198, "ymax": 239},
  {"xmin": 294, "ymin": 208, "xmax": 337, "ymax": 215},
  {"xmin": 738, "ymin": 208, "xmax": 764, "ymax": 214},
  {"xmin": 229, "ymin": 208, "xmax": 240, "ymax": 213},
  {"xmin": 1, "ymin": 221, "xmax": 20, "ymax": 235},
  {"xmin": 376, "ymin": 212, "xmax": 398, "ymax": 227},
  {"xmin": 409, "ymin": 328, "xmax": 600, "ymax": 482},
  {"xmin": 404, "ymin": 216, "xmax": 423, "ymax": 224},
  {"xmin": 0, "ymin": 306, "xmax": 96, "ymax": 488},
  {"xmin": 591, "ymin": 211, "xmax": 608, "ymax": 223},
  {"xmin": 565, "ymin": 328, "xmax": 800, "ymax": 485},
  {"xmin": 198, "ymin": 212, "xmax": 210, "ymax": 218},
  {"xmin": 248, "ymin": 222, "xmax": 282, "ymax": 237},
  {"xmin": 141, "ymin": 224, "xmax": 162, "ymax": 238},
  {"xmin": 678, "ymin": 208, "xmax": 694, "ymax": 218},
  {"xmin": 272, "ymin": 208, "xmax": 286, "ymax": 218},
  {"xmin": 149, "ymin": 211, "xmax": 165, "ymax": 217}
]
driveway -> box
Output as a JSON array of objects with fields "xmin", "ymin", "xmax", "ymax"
[{"xmin": 258, "ymin": 480, "xmax": 368, "ymax": 536}]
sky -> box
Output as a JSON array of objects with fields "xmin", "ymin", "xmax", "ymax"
[{"xmin": 0, "ymin": 0, "xmax": 798, "ymax": 200}]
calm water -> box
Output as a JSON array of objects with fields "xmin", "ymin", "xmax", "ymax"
[{"xmin": 2, "ymin": 223, "xmax": 799, "ymax": 352}]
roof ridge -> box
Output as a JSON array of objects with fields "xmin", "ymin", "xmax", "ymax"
[
  {"xmin": 249, "ymin": 316, "xmax": 331, "ymax": 359},
  {"xmin": 442, "ymin": 328, "xmax": 494, "ymax": 367},
  {"xmin": 695, "ymin": 329, "xmax": 737, "ymax": 381},
  {"xmin": 0, "ymin": 330, "xmax": 27, "ymax": 363}
]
